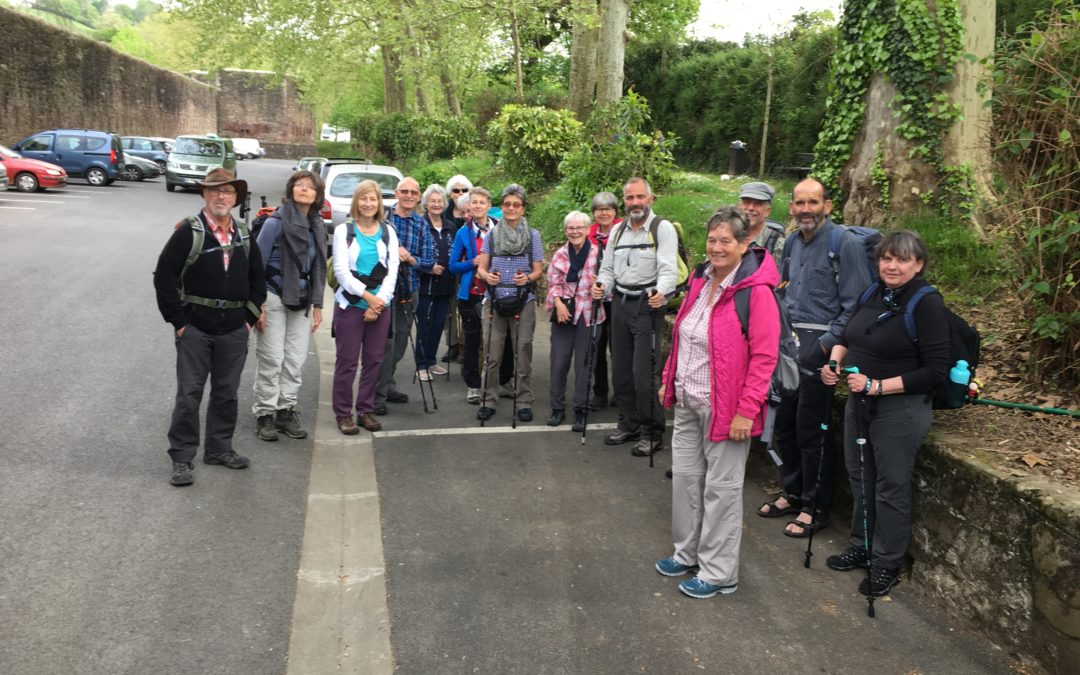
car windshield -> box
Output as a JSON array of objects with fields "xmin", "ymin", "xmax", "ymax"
[
  {"xmin": 0, "ymin": 145, "xmax": 20, "ymax": 159},
  {"xmin": 174, "ymin": 138, "xmax": 224, "ymax": 157},
  {"xmin": 329, "ymin": 172, "xmax": 399, "ymax": 198}
]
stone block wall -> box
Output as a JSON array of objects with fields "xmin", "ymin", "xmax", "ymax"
[
  {"xmin": 0, "ymin": 7, "xmax": 216, "ymax": 144},
  {"xmin": 210, "ymin": 69, "xmax": 316, "ymax": 159}
]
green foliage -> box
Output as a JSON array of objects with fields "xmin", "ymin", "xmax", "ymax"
[
  {"xmin": 372, "ymin": 113, "xmax": 421, "ymax": 162},
  {"xmin": 988, "ymin": 6, "xmax": 1079, "ymax": 385},
  {"xmin": 486, "ymin": 104, "xmax": 582, "ymax": 190},
  {"xmin": 366, "ymin": 114, "xmax": 478, "ymax": 163},
  {"xmin": 813, "ymin": 0, "xmax": 970, "ymax": 216},
  {"xmin": 901, "ymin": 215, "xmax": 1006, "ymax": 300},
  {"xmin": 558, "ymin": 92, "xmax": 678, "ymax": 203},
  {"xmin": 315, "ymin": 141, "xmax": 363, "ymax": 158},
  {"xmin": 624, "ymin": 22, "xmax": 837, "ymax": 172},
  {"xmin": 404, "ymin": 152, "xmax": 508, "ymax": 194}
]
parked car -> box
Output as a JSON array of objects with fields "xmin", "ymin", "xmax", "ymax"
[
  {"xmin": 292, "ymin": 156, "xmax": 327, "ymax": 174},
  {"xmin": 121, "ymin": 136, "xmax": 172, "ymax": 171},
  {"xmin": 0, "ymin": 163, "xmax": 6, "ymax": 190},
  {"xmin": 10, "ymin": 128, "xmax": 123, "ymax": 186},
  {"xmin": 319, "ymin": 159, "xmax": 403, "ymax": 229},
  {"xmin": 231, "ymin": 137, "xmax": 264, "ymax": 160},
  {"xmin": 120, "ymin": 153, "xmax": 161, "ymax": 181},
  {"xmin": 0, "ymin": 144, "xmax": 67, "ymax": 192},
  {"xmin": 166, "ymin": 134, "xmax": 237, "ymax": 192}
]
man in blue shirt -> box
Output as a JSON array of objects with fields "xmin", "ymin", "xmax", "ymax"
[
  {"xmin": 758, "ymin": 178, "xmax": 872, "ymax": 537},
  {"xmin": 374, "ymin": 176, "xmax": 434, "ymax": 415}
]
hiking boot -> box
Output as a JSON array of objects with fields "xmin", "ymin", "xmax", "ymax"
[
  {"xmin": 604, "ymin": 428, "xmax": 640, "ymax": 446},
  {"xmin": 256, "ymin": 414, "xmax": 279, "ymax": 442},
  {"xmin": 203, "ymin": 451, "xmax": 249, "ymax": 469},
  {"xmin": 631, "ymin": 437, "xmax": 664, "ymax": 457},
  {"xmin": 678, "ymin": 576, "xmax": 737, "ymax": 599},
  {"xmin": 466, "ymin": 388, "xmax": 481, "ymax": 404},
  {"xmin": 337, "ymin": 415, "xmax": 360, "ymax": 435},
  {"xmin": 547, "ymin": 410, "xmax": 565, "ymax": 427},
  {"xmin": 827, "ymin": 546, "xmax": 869, "ymax": 572},
  {"xmin": 655, "ymin": 557, "xmax": 698, "ymax": 577},
  {"xmin": 517, "ymin": 408, "xmax": 533, "ymax": 422},
  {"xmin": 571, "ymin": 412, "xmax": 587, "ymax": 433},
  {"xmin": 170, "ymin": 462, "xmax": 194, "ymax": 487},
  {"xmin": 374, "ymin": 402, "xmax": 388, "ymax": 416},
  {"xmin": 858, "ymin": 566, "xmax": 901, "ymax": 597},
  {"xmin": 477, "ymin": 406, "xmax": 495, "ymax": 421},
  {"xmin": 387, "ymin": 391, "xmax": 409, "ymax": 404},
  {"xmin": 275, "ymin": 408, "xmax": 307, "ymax": 439}
]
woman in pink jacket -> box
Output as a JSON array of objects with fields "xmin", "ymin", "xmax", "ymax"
[{"xmin": 655, "ymin": 206, "xmax": 780, "ymax": 599}]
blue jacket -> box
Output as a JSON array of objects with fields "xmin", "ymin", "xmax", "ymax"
[{"xmin": 450, "ymin": 220, "xmax": 488, "ymax": 301}]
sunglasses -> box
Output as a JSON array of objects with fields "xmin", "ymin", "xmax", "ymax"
[{"xmin": 450, "ymin": 188, "xmax": 468, "ymax": 194}]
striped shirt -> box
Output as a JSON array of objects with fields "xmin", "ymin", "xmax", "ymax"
[{"xmin": 675, "ymin": 262, "xmax": 740, "ymax": 409}]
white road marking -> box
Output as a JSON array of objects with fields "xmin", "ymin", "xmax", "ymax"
[
  {"xmin": 0, "ymin": 206, "xmax": 35, "ymax": 210},
  {"xmin": 372, "ymin": 422, "xmax": 619, "ymax": 439},
  {"xmin": 5, "ymin": 194, "xmax": 90, "ymax": 199},
  {"xmin": 0, "ymin": 198, "xmax": 66, "ymax": 203}
]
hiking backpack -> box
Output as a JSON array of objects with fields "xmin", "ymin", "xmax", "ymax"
[
  {"xmin": 734, "ymin": 284, "xmax": 801, "ymax": 399},
  {"xmin": 175, "ymin": 215, "xmax": 259, "ymax": 317},
  {"xmin": 762, "ymin": 220, "xmax": 786, "ymax": 256},
  {"xmin": 857, "ymin": 281, "xmax": 981, "ymax": 409},
  {"xmin": 611, "ymin": 213, "xmax": 690, "ymax": 311},
  {"xmin": 826, "ymin": 225, "xmax": 882, "ymax": 283}
]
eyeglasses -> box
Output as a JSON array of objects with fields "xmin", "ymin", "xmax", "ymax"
[
  {"xmin": 565, "ymin": 226, "xmax": 587, "ymax": 232},
  {"xmin": 450, "ymin": 188, "xmax": 468, "ymax": 194},
  {"xmin": 397, "ymin": 189, "xmax": 420, "ymax": 195},
  {"xmin": 593, "ymin": 206, "xmax": 615, "ymax": 212},
  {"xmin": 501, "ymin": 201, "xmax": 523, "ymax": 209},
  {"xmin": 206, "ymin": 187, "xmax": 236, "ymax": 196}
]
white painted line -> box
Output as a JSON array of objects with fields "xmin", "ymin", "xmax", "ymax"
[
  {"xmin": 0, "ymin": 198, "xmax": 65, "ymax": 204},
  {"xmin": 0, "ymin": 206, "xmax": 35, "ymax": 210},
  {"xmin": 308, "ymin": 492, "xmax": 378, "ymax": 501},
  {"xmin": 372, "ymin": 422, "xmax": 619, "ymax": 439},
  {"xmin": 5, "ymin": 194, "xmax": 90, "ymax": 199}
]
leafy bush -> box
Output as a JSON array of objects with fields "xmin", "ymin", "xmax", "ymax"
[
  {"xmin": 486, "ymin": 105, "xmax": 582, "ymax": 190},
  {"xmin": 372, "ymin": 113, "xmax": 421, "ymax": 161},
  {"xmin": 315, "ymin": 141, "xmax": 363, "ymax": 158},
  {"xmin": 353, "ymin": 113, "xmax": 478, "ymax": 163},
  {"xmin": 416, "ymin": 116, "xmax": 478, "ymax": 160},
  {"xmin": 987, "ymin": 6, "xmax": 1079, "ymax": 385},
  {"xmin": 558, "ymin": 92, "xmax": 678, "ymax": 203}
]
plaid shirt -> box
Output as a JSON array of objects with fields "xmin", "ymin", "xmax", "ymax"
[
  {"xmin": 674, "ymin": 261, "xmax": 740, "ymax": 409},
  {"xmin": 203, "ymin": 210, "xmax": 235, "ymax": 270},
  {"xmin": 481, "ymin": 224, "xmax": 544, "ymax": 302},
  {"xmin": 391, "ymin": 210, "xmax": 433, "ymax": 294}
]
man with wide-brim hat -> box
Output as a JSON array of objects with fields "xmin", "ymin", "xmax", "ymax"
[
  {"xmin": 197, "ymin": 168, "xmax": 248, "ymax": 209},
  {"xmin": 153, "ymin": 166, "xmax": 265, "ymax": 487}
]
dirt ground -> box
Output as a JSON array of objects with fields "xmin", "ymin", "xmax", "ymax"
[{"xmin": 932, "ymin": 295, "xmax": 1080, "ymax": 489}]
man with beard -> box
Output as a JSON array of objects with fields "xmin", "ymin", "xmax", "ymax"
[
  {"xmin": 758, "ymin": 177, "xmax": 871, "ymax": 537},
  {"xmin": 154, "ymin": 169, "xmax": 266, "ymax": 486},
  {"xmin": 592, "ymin": 177, "xmax": 678, "ymax": 458}
]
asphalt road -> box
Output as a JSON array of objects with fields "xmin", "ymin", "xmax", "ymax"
[{"xmin": 0, "ymin": 160, "xmax": 1015, "ymax": 674}]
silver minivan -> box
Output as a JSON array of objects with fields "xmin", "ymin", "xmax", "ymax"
[{"xmin": 165, "ymin": 134, "xmax": 237, "ymax": 192}]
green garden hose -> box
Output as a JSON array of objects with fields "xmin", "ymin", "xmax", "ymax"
[{"xmin": 971, "ymin": 397, "xmax": 1080, "ymax": 418}]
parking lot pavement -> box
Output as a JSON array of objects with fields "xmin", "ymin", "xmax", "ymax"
[{"xmin": 293, "ymin": 287, "xmax": 1014, "ymax": 674}]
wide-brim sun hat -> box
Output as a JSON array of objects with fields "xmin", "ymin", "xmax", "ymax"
[{"xmin": 197, "ymin": 168, "xmax": 248, "ymax": 208}]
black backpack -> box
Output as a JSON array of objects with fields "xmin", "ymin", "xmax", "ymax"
[{"xmin": 858, "ymin": 282, "xmax": 980, "ymax": 409}]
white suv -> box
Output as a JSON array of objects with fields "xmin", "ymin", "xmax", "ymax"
[{"xmin": 320, "ymin": 159, "xmax": 403, "ymax": 230}]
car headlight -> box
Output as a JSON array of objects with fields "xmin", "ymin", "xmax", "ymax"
[
  {"xmin": 45, "ymin": 169, "xmax": 62, "ymax": 176},
  {"xmin": 167, "ymin": 161, "xmax": 178, "ymax": 169}
]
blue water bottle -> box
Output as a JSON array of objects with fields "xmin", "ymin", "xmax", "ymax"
[{"xmin": 950, "ymin": 360, "xmax": 971, "ymax": 385}]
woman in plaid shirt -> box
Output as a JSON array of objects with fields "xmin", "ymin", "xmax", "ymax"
[{"xmin": 545, "ymin": 210, "xmax": 606, "ymax": 430}]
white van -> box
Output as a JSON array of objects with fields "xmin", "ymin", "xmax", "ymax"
[{"xmin": 231, "ymin": 137, "xmax": 264, "ymax": 160}]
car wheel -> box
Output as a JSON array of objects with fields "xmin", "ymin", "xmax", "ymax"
[
  {"xmin": 15, "ymin": 172, "xmax": 39, "ymax": 192},
  {"xmin": 122, "ymin": 165, "xmax": 143, "ymax": 181},
  {"xmin": 86, "ymin": 167, "xmax": 108, "ymax": 186},
  {"xmin": 166, "ymin": 182, "xmax": 176, "ymax": 192}
]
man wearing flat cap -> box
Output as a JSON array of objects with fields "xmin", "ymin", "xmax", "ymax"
[
  {"xmin": 154, "ymin": 168, "xmax": 266, "ymax": 487},
  {"xmin": 739, "ymin": 181, "xmax": 786, "ymax": 261}
]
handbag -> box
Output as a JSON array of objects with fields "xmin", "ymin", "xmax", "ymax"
[{"xmin": 550, "ymin": 297, "xmax": 575, "ymax": 323}]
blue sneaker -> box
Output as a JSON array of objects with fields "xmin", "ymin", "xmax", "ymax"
[
  {"xmin": 678, "ymin": 576, "xmax": 737, "ymax": 599},
  {"xmin": 655, "ymin": 557, "xmax": 698, "ymax": 577}
]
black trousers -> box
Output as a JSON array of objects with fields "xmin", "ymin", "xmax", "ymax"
[
  {"xmin": 774, "ymin": 374, "xmax": 836, "ymax": 515},
  {"xmin": 167, "ymin": 324, "xmax": 249, "ymax": 463},
  {"xmin": 459, "ymin": 296, "xmax": 515, "ymax": 389},
  {"xmin": 610, "ymin": 295, "xmax": 664, "ymax": 436},
  {"xmin": 592, "ymin": 300, "xmax": 612, "ymax": 398}
]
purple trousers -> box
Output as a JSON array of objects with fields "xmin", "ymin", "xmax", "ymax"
[{"xmin": 333, "ymin": 304, "xmax": 391, "ymax": 417}]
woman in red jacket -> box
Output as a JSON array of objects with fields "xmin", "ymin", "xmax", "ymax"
[{"xmin": 655, "ymin": 206, "xmax": 780, "ymax": 599}]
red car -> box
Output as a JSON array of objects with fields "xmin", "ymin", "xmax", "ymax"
[{"xmin": 0, "ymin": 144, "xmax": 68, "ymax": 192}]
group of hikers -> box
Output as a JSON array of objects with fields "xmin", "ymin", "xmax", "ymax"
[{"xmin": 154, "ymin": 166, "xmax": 951, "ymax": 604}]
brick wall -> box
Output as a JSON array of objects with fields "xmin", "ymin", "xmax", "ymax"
[
  {"xmin": 209, "ymin": 69, "xmax": 316, "ymax": 158},
  {"xmin": 0, "ymin": 7, "xmax": 217, "ymax": 144}
]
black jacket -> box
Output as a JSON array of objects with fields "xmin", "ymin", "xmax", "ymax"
[{"xmin": 154, "ymin": 212, "xmax": 266, "ymax": 334}]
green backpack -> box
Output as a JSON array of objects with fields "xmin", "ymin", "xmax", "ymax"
[
  {"xmin": 610, "ymin": 214, "xmax": 691, "ymax": 311},
  {"xmin": 178, "ymin": 216, "xmax": 260, "ymax": 317}
]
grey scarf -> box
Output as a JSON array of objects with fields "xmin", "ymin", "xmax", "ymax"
[
  {"xmin": 277, "ymin": 200, "xmax": 328, "ymax": 308},
  {"xmin": 491, "ymin": 217, "xmax": 531, "ymax": 257}
]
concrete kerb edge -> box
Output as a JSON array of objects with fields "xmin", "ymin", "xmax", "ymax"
[{"xmin": 285, "ymin": 289, "xmax": 394, "ymax": 674}]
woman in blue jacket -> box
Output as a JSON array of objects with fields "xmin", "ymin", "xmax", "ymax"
[{"xmin": 449, "ymin": 187, "xmax": 495, "ymax": 403}]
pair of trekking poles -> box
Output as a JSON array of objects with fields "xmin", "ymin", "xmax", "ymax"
[
  {"xmin": 479, "ymin": 272, "xmax": 533, "ymax": 429},
  {"xmin": 800, "ymin": 361, "xmax": 876, "ymax": 618}
]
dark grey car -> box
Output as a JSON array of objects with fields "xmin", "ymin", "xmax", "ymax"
[{"xmin": 121, "ymin": 136, "xmax": 173, "ymax": 171}]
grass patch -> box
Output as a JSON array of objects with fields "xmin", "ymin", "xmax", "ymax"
[
  {"xmin": 315, "ymin": 141, "xmax": 364, "ymax": 158},
  {"xmin": 896, "ymin": 215, "xmax": 1011, "ymax": 303},
  {"xmin": 402, "ymin": 152, "xmax": 509, "ymax": 194}
]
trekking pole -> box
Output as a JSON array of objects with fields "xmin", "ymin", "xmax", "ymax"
[
  {"xmin": 480, "ymin": 288, "xmax": 495, "ymax": 427},
  {"xmin": 844, "ymin": 365, "xmax": 875, "ymax": 618},
  {"xmin": 509, "ymin": 274, "xmax": 529, "ymax": 430},
  {"xmin": 804, "ymin": 421, "xmax": 828, "ymax": 569},
  {"xmin": 580, "ymin": 294, "xmax": 602, "ymax": 445},
  {"xmin": 406, "ymin": 315, "xmax": 431, "ymax": 413},
  {"xmin": 414, "ymin": 309, "xmax": 438, "ymax": 410},
  {"xmin": 647, "ymin": 288, "xmax": 659, "ymax": 469}
]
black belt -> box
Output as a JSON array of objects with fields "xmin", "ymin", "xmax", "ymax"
[{"xmin": 614, "ymin": 289, "xmax": 644, "ymax": 299}]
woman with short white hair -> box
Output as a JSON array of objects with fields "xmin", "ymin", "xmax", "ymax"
[{"xmin": 416, "ymin": 184, "xmax": 456, "ymax": 380}]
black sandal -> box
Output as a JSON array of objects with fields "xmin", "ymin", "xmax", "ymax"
[
  {"xmin": 758, "ymin": 498, "xmax": 797, "ymax": 518},
  {"xmin": 783, "ymin": 517, "xmax": 829, "ymax": 538}
]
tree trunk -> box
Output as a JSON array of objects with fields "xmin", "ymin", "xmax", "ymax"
[
  {"xmin": 595, "ymin": 0, "xmax": 628, "ymax": 105},
  {"xmin": 381, "ymin": 43, "xmax": 407, "ymax": 114},
  {"xmin": 404, "ymin": 24, "xmax": 429, "ymax": 114},
  {"xmin": 759, "ymin": 47, "xmax": 774, "ymax": 177},
  {"xmin": 510, "ymin": 5, "xmax": 524, "ymax": 101},
  {"xmin": 440, "ymin": 64, "xmax": 461, "ymax": 117},
  {"xmin": 568, "ymin": 0, "xmax": 599, "ymax": 120}
]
